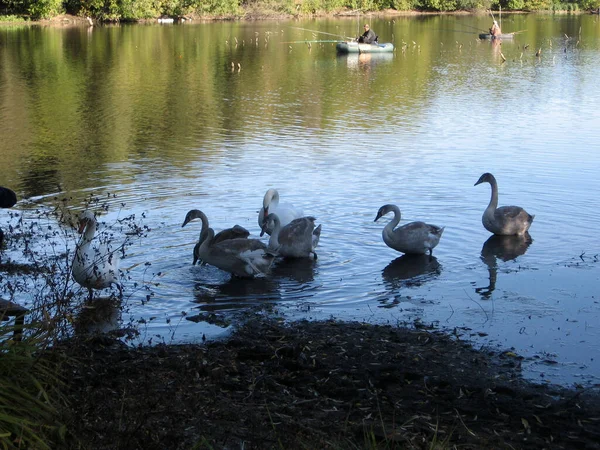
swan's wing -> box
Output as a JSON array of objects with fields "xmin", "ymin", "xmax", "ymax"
[
  {"xmin": 279, "ymin": 217, "xmax": 315, "ymax": 245},
  {"xmin": 212, "ymin": 225, "xmax": 250, "ymax": 245},
  {"xmin": 391, "ymin": 222, "xmax": 443, "ymax": 253},
  {"xmin": 495, "ymin": 206, "xmax": 528, "ymax": 222},
  {"xmin": 213, "ymin": 238, "xmax": 266, "ymax": 255},
  {"xmin": 235, "ymin": 247, "xmax": 275, "ymax": 275},
  {"xmin": 73, "ymin": 244, "xmax": 121, "ymax": 290},
  {"xmin": 394, "ymin": 221, "xmax": 430, "ymax": 236},
  {"xmin": 82, "ymin": 243, "xmax": 121, "ymax": 270},
  {"xmin": 494, "ymin": 206, "xmax": 534, "ymax": 233}
]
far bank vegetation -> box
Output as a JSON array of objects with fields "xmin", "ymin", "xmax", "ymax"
[{"xmin": 0, "ymin": 0, "xmax": 598, "ymax": 32}]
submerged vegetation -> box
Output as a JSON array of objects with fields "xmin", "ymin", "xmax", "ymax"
[{"xmin": 0, "ymin": 0, "xmax": 598, "ymax": 23}]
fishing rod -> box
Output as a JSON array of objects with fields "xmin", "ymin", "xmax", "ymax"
[
  {"xmin": 437, "ymin": 28, "xmax": 486, "ymax": 35},
  {"xmin": 290, "ymin": 26, "xmax": 353, "ymax": 41},
  {"xmin": 459, "ymin": 23, "xmax": 488, "ymax": 33}
]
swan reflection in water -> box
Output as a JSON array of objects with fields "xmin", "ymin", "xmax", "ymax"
[
  {"xmin": 475, "ymin": 232, "xmax": 533, "ymax": 299},
  {"xmin": 193, "ymin": 273, "xmax": 281, "ymax": 309},
  {"xmin": 73, "ymin": 298, "xmax": 121, "ymax": 335},
  {"xmin": 382, "ymin": 254, "xmax": 442, "ymax": 289},
  {"xmin": 339, "ymin": 52, "xmax": 393, "ymax": 71},
  {"xmin": 192, "ymin": 257, "xmax": 316, "ymax": 316},
  {"xmin": 271, "ymin": 258, "xmax": 316, "ymax": 284}
]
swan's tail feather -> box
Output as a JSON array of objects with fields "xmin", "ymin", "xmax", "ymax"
[{"xmin": 312, "ymin": 224, "xmax": 322, "ymax": 249}]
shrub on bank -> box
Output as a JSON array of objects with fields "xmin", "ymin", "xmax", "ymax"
[
  {"xmin": 0, "ymin": 195, "xmax": 150, "ymax": 446},
  {"xmin": 0, "ymin": 0, "xmax": 597, "ymax": 35}
]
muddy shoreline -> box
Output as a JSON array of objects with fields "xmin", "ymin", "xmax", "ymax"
[{"xmin": 56, "ymin": 316, "xmax": 600, "ymax": 449}]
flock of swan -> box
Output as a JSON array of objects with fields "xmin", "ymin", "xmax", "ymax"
[{"xmin": 2, "ymin": 172, "xmax": 535, "ymax": 301}]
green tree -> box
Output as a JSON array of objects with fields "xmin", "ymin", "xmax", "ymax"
[
  {"xmin": 421, "ymin": 0, "xmax": 457, "ymax": 10},
  {"xmin": 26, "ymin": 0, "xmax": 63, "ymax": 18}
]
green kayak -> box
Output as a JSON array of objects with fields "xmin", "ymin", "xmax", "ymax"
[
  {"xmin": 336, "ymin": 41, "xmax": 395, "ymax": 54},
  {"xmin": 479, "ymin": 33, "xmax": 515, "ymax": 40}
]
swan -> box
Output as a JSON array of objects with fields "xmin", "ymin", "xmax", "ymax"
[
  {"xmin": 0, "ymin": 187, "xmax": 17, "ymax": 208},
  {"xmin": 72, "ymin": 211, "xmax": 123, "ymax": 300},
  {"xmin": 181, "ymin": 209, "xmax": 249, "ymax": 265},
  {"xmin": 258, "ymin": 189, "xmax": 304, "ymax": 236},
  {"xmin": 474, "ymin": 172, "xmax": 534, "ymax": 235},
  {"xmin": 260, "ymin": 213, "xmax": 321, "ymax": 259},
  {"xmin": 0, "ymin": 187, "xmax": 17, "ymax": 249},
  {"xmin": 198, "ymin": 228, "xmax": 275, "ymax": 278},
  {"xmin": 374, "ymin": 204, "xmax": 444, "ymax": 256}
]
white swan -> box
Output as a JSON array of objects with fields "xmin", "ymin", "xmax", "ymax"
[
  {"xmin": 260, "ymin": 213, "xmax": 321, "ymax": 259},
  {"xmin": 72, "ymin": 211, "xmax": 122, "ymax": 300},
  {"xmin": 474, "ymin": 172, "xmax": 534, "ymax": 235},
  {"xmin": 258, "ymin": 189, "xmax": 304, "ymax": 236},
  {"xmin": 198, "ymin": 228, "xmax": 275, "ymax": 278},
  {"xmin": 181, "ymin": 209, "xmax": 249, "ymax": 265},
  {"xmin": 374, "ymin": 204, "xmax": 444, "ymax": 256}
]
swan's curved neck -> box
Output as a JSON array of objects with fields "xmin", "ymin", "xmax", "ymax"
[
  {"xmin": 80, "ymin": 221, "xmax": 97, "ymax": 245},
  {"xmin": 198, "ymin": 212, "xmax": 209, "ymax": 243},
  {"xmin": 265, "ymin": 190, "xmax": 279, "ymax": 209},
  {"xmin": 385, "ymin": 205, "xmax": 401, "ymax": 234},
  {"xmin": 486, "ymin": 179, "xmax": 499, "ymax": 211},
  {"xmin": 268, "ymin": 217, "xmax": 281, "ymax": 249},
  {"xmin": 199, "ymin": 229, "xmax": 215, "ymax": 253}
]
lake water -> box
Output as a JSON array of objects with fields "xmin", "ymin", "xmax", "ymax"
[{"xmin": 1, "ymin": 14, "xmax": 600, "ymax": 386}]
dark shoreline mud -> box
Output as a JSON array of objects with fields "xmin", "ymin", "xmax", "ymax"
[{"xmin": 57, "ymin": 316, "xmax": 600, "ymax": 449}]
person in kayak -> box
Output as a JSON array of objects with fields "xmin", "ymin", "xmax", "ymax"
[
  {"xmin": 489, "ymin": 20, "xmax": 501, "ymax": 37},
  {"xmin": 358, "ymin": 24, "xmax": 377, "ymax": 44}
]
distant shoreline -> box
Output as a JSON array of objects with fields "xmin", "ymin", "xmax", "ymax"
[{"xmin": 0, "ymin": 9, "xmax": 589, "ymax": 27}]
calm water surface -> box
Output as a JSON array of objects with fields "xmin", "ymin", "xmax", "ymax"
[{"xmin": 1, "ymin": 14, "xmax": 600, "ymax": 386}]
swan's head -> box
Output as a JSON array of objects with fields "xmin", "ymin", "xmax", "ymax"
[
  {"xmin": 260, "ymin": 213, "xmax": 280, "ymax": 237},
  {"xmin": 182, "ymin": 209, "xmax": 206, "ymax": 228},
  {"xmin": 78, "ymin": 210, "xmax": 96, "ymax": 234},
  {"xmin": 374, "ymin": 204, "xmax": 396, "ymax": 222},
  {"xmin": 262, "ymin": 188, "xmax": 279, "ymax": 211},
  {"xmin": 474, "ymin": 172, "xmax": 496, "ymax": 186}
]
